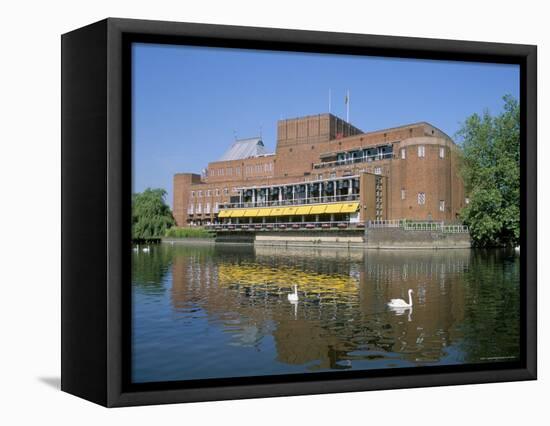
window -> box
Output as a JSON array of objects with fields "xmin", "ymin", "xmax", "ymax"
[
  {"xmin": 439, "ymin": 200, "xmax": 445, "ymax": 211},
  {"xmin": 439, "ymin": 147, "xmax": 445, "ymax": 158},
  {"xmin": 198, "ymin": 190, "xmax": 202, "ymax": 197},
  {"xmin": 330, "ymin": 172, "xmax": 336, "ymax": 178},
  {"xmin": 417, "ymin": 192, "xmax": 426, "ymax": 205},
  {"xmin": 206, "ymin": 202, "xmax": 211, "ymax": 214},
  {"xmin": 227, "ymin": 168, "xmax": 232, "ymax": 176},
  {"xmin": 374, "ymin": 167, "xmax": 381, "ymax": 175},
  {"xmin": 236, "ymin": 167, "xmax": 241, "ymax": 175},
  {"xmin": 401, "ymin": 148, "xmax": 406, "ymax": 159},
  {"xmin": 224, "ymin": 188, "xmax": 228, "ymax": 195},
  {"xmin": 197, "ymin": 203, "xmax": 202, "ymax": 213},
  {"xmin": 215, "ymin": 189, "xmax": 220, "ymax": 196},
  {"xmin": 401, "ymin": 189, "xmax": 406, "ymax": 200},
  {"xmin": 191, "ymin": 191, "xmax": 195, "ymax": 198},
  {"xmin": 418, "ymin": 145, "xmax": 425, "ymax": 158},
  {"xmin": 207, "ymin": 190, "xmax": 211, "ymax": 197},
  {"xmin": 318, "ymin": 174, "xmax": 323, "ymax": 180}
]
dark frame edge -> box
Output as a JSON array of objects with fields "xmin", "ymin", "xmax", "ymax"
[
  {"xmin": 61, "ymin": 18, "xmax": 110, "ymax": 406},
  {"xmin": 108, "ymin": 367, "xmax": 535, "ymax": 408},
  {"xmin": 523, "ymin": 44, "xmax": 537, "ymax": 380}
]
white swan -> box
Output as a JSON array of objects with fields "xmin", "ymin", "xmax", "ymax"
[
  {"xmin": 388, "ymin": 289, "xmax": 413, "ymax": 308},
  {"xmin": 142, "ymin": 246, "xmax": 150, "ymax": 253},
  {"xmin": 287, "ymin": 285, "xmax": 299, "ymax": 302},
  {"xmin": 133, "ymin": 245, "xmax": 139, "ymax": 252}
]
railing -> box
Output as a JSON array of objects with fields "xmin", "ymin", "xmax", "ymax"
[
  {"xmin": 313, "ymin": 152, "xmax": 393, "ymax": 169},
  {"xmin": 366, "ymin": 220, "xmax": 469, "ymax": 233},
  {"xmin": 442, "ymin": 225, "xmax": 469, "ymax": 233},
  {"xmin": 220, "ymin": 194, "xmax": 360, "ymax": 209},
  {"xmin": 367, "ymin": 219, "xmax": 401, "ymax": 228},
  {"xmin": 403, "ymin": 221, "xmax": 444, "ymax": 231},
  {"xmin": 205, "ymin": 221, "xmax": 365, "ymax": 231}
]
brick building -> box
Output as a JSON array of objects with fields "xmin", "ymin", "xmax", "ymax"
[{"xmin": 173, "ymin": 113, "xmax": 466, "ymax": 227}]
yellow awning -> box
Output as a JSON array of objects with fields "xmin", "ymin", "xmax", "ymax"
[
  {"xmin": 230, "ymin": 209, "xmax": 247, "ymax": 218},
  {"xmin": 340, "ymin": 202, "xmax": 360, "ymax": 213},
  {"xmin": 242, "ymin": 209, "xmax": 259, "ymax": 217},
  {"xmin": 295, "ymin": 206, "xmax": 312, "ymax": 215},
  {"xmin": 310, "ymin": 204, "xmax": 327, "ymax": 214},
  {"xmin": 219, "ymin": 203, "xmax": 358, "ymax": 218},
  {"xmin": 255, "ymin": 208, "xmax": 272, "ymax": 217},
  {"xmin": 282, "ymin": 207, "xmax": 298, "ymax": 216},
  {"xmin": 325, "ymin": 203, "xmax": 343, "ymax": 213},
  {"xmin": 269, "ymin": 207, "xmax": 285, "ymax": 216}
]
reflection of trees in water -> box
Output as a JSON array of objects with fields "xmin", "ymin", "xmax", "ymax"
[
  {"xmin": 132, "ymin": 245, "xmax": 172, "ymax": 295},
  {"xmin": 458, "ymin": 249, "xmax": 520, "ymax": 362},
  {"xmin": 133, "ymin": 244, "xmax": 215, "ymax": 295},
  {"xmin": 165, "ymin": 244, "xmax": 519, "ymax": 372}
]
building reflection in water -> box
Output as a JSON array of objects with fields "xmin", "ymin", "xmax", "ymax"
[{"xmin": 161, "ymin": 244, "xmax": 519, "ymax": 376}]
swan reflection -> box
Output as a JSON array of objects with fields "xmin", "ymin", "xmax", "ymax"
[{"xmin": 389, "ymin": 305, "xmax": 413, "ymax": 322}]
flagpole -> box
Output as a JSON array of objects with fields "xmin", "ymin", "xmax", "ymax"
[{"xmin": 346, "ymin": 89, "xmax": 350, "ymax": 123}]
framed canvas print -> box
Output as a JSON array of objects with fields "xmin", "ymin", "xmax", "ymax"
[{"xmin": 61, "ymin": 18, "xmax": 537, "ymax": 407}]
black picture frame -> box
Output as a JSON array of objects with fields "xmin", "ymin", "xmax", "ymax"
[{"xmin": 61, "ymin": 17, "xmax": 537, "ymax": 407}]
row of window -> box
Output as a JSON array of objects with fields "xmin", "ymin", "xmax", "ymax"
[
  {"xmin": 400, "ymin": 146, "xmax": 446, "ymax": 159},
  {"xmin": 400, "ymin": 189, "xmax": 445, "ymax": 211},
  {"xmin": 191, "ymin": 187, "xmax": 232, "ymax": 198},
  {"xmin": 187, "ymin": 202, "xmax": 220, "ymax": 215},
  {"xmin": 209, "ymin": 163, "xmax": 274, "ymax": 178}
]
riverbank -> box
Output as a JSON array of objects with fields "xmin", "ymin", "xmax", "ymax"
[
  {"xmin": 162, "ymin": 237, "xmax": 216, "ymax": 245},
  {"xmin": 161, "ymin": 227, "xmax": 471, "ymax": 249}
]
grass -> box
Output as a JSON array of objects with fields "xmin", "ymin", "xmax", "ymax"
[{"xmin": 164, "ymin": 226, "xmax": 215, "ymax": 239}]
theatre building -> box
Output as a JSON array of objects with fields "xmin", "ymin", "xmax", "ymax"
[{"xmin": 173, "ymin": 113, "xmax": 466, "ymax": 228}]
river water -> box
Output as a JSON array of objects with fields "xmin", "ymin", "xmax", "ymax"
[{"xmin": 131, "ymin": 243, "xmax": 520, "ymax": 383}]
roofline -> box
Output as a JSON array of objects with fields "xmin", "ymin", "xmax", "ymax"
[
  {"xmin": 233, "ymin": 136, "xmax": 262, "ymax": 142},
  {"xmin": 357, "ymin": 121, "xmax": 453, "ymax": 141}
]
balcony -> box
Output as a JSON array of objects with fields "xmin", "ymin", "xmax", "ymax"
[
  {"xmin": 313, "ymin": 152, "xmax": 393, "ymax": 169},
  {"xmin": 219, "ymin": 193, "xmax": 360, "ymax": 210}
]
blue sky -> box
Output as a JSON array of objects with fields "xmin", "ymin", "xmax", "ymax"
[{"xmin": 132, "ymin": 43, "xmax": 519, "ymax": 207}]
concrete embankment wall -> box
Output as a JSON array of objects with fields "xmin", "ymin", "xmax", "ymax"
[
  {"xmin": 365, "ymin": 228, "xmax": 471, "ymax": 249},
  {"xmin": 255, "ymin": 230, "xmax": 364, "ymax": 248},
  {"xmin": 215, "ymin": 232, "xmax": 256, "ymax": 244}
]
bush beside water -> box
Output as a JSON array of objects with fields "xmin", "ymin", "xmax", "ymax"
[{"xmin": 164, "ymin": 227, "xmax": 215, "ymax": 239}]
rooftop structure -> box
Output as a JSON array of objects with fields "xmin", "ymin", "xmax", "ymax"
[{"xmin": 218, "ymin": 137, "xmax": 270, "ymax": 161}]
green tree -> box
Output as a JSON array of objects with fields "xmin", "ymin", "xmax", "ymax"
[
  {"xmin": 457, "ymin": 95, "xmax": 520, "ymax": 247},
  {"xmin": 132, "ymin": 188, "xmax": 175, "ymax": 239}
]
